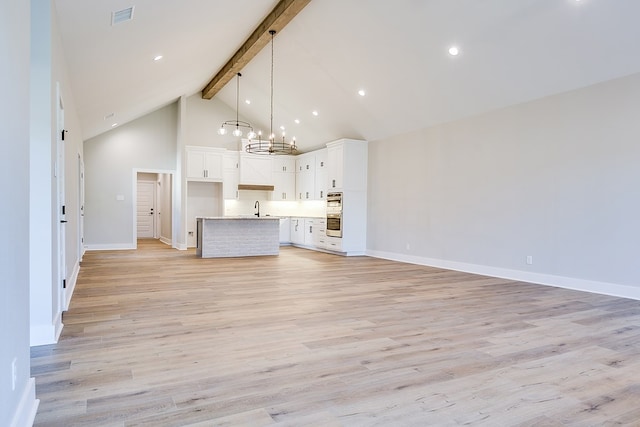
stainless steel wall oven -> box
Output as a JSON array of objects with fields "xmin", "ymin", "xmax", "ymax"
[{"xmin": 326, "ymin": 192, "xmax": 342, "ymax": 238}]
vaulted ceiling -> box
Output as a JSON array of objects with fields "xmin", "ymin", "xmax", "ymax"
[{"xmin": 54, "ymin": 0, "xmax": 640, "ymax": 152}]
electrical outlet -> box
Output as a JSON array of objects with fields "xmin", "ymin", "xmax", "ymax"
[
  {"xmin": 11, "ymin": 358, "xmax": 17, "ymax": 391},
  {"xmin": 526, "ymin": 255, "xmax": 533, "ymax": 265}
]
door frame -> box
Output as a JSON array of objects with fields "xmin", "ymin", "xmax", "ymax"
[
  {"xmin": 78, "ymin": 153, "xmax": 85, "ymax": 261},
  {"xmin": 132, "ymin": 168, "xmax": 175, "ymax": 248}
]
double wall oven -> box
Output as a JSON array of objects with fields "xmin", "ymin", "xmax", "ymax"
[{"xmin": 326, "ymin": 192, "xmax": 342, "ymax": 238}]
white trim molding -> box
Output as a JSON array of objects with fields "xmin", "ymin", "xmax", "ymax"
[
  {"xmin": 64, "ymin": 260, "xmax": 80, "ymax": 310},
  {"xmin": 367, "ymin": 250, "xmax": 640, "ymax": 301},
  {"xmin": 10, "ymin": 378, "xmax": 39, "ymax": 427}
]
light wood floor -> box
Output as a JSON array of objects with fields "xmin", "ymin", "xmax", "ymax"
[{"xmin": 32, "ymin": 239, "xmax": 640, "ymax": 426}]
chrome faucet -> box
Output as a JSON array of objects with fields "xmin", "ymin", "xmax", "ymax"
[{"xmin": 254, "ymin": 200, "xmax": 260, "ymax": 217}]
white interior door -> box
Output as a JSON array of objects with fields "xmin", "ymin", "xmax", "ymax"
[{"xmin": 137, "ymin": 180, "xmax": 156, "ymax": 238}]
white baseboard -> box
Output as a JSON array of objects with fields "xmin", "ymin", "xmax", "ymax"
[
  {"xmin": 159, "ymin": 236, "xmax": 172, "ymax": 246},
  {"xmin": 366, "ymin": 249, "xmax": 640, "ymax": 301},
  {"xmin": 10, "ymin": 378, "xmax": 39, "ymax": 427},
  {"xmin": 64, "ymin": 261, "xmax": 80, "ymax": 310},
  {"xmin": 54, "ymin": 311, "xmax": 63, "ymax": 342},
  {"xmin": 176, "ymin": 243, "xmax": 188, "ymax": 250},
  {"xmin": 85, "ymin": 243, "xmax": 136, "ymax": 251}
]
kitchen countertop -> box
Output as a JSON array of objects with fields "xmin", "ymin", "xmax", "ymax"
[{"xmin": 196, "ymin": 216, "xmax": 281, "ymax": 220}]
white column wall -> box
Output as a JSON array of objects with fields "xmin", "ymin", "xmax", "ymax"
[{"xmin": 1, "ymin": 0, "xmax": 39, "ymax": 425}]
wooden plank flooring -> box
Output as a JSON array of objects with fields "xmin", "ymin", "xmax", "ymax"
[{"xmin": 31, "ymin": 239, "xmax": 640, "ymax": 426}]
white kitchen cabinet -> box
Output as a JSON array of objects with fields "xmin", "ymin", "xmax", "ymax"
[
  {"xmin": 314, "ymin": 218, "xmax": 327, "ymax": 248},
  {"xmin": 295, "ymin": 153, "xmax": 315, "ymax": 200},
  {"xmin": 303, "ymin": 218, "xmax": 315, "ymax": 246},
  {"xmin": 186, "ymin": 146, "xmax": 224, "ymax": 181},
  {"xmin": 326, "ymin": 139, "xmax": 367, "ymax": 192},
  {"xmin": 314, "ymin": 148, "xmax": 328, "ymax": 200},
  {"xmin": 222, "ymin": 152, "xmax": 239, "ymax": 200},
  {"xmin": 290, "ymin": 217, "xmax": 305, "ymax": 245},
  {"xmin": 271, "ymin": 156, "xmax": 295, "ymax": 201},
  {"xmin": 272, "ymin": 156, "xmax": 295, "ymax": 173},
  {"xmin": 325, "ymin": 139, "xmax": 368, "ymax": 255},
  {"xmin": 239, "ymin": 154, "xmax": 273, "ymax": 186},
  {"xmin": 324, "ymin": 236, "xmax": 342, "ymax": 252},
  {"xmin": 279, "ymin": 217, "xmax": 290, "ymax": 244}
]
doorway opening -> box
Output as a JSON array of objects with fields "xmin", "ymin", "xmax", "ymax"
[{"xmin": 135, "ymin": 171, "xmax": 173, "ymax": 246}]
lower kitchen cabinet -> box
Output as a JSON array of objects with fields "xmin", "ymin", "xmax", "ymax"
[
  {"xmin": 289, "ymin": 218, "xmax": 305, "ymax": 245},
  {"xmin": 285, "ymin": 217, "xmax": 346, "ymax": 253},
  {"xmin": 279, "ymin": 218, "xmax": 290, "ymax": 244}
]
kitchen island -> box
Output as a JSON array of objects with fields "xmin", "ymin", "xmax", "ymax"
[{"xmin": 196, "ymin": 217, "xmax": 280, "ymax": 258}]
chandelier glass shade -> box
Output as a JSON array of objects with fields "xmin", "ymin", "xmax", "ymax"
[
  {"xmin": 245, "ymin": 30, "xmax": 297, "ymax": 155},
  {"xmin": 217, "ymin": 72, "xmax": 256, "ymax": 139}
]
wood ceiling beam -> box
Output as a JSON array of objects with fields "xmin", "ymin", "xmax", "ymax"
[{"xmin": 201, "ymin": 0, "xmax": 311, "ymax": 100}]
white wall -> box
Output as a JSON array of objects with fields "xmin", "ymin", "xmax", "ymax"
[
  {"xmin": 368, "ymin": 72, "xmax": 640, "ymax": 299},
  {"xmin": 186, "ymin": 93, "xmax": 247, "ymax": 150},
  {"xmin": 30, "ymin": 0, "xmax": 85, "ymax": 346},
  {"xmin": 29, "ymin": 0, "xmax": 56, "ymax": 346},
  {"xmin": 186, "ymin": 182, "xmax": 222, "ymax": 247},
  {"xmin": 1, "ymin": 0, "xmax": 39, "ymax": 425},
  {"xmin": 84, "ymin": 103, "xmax": 178, "ymax": 249}
]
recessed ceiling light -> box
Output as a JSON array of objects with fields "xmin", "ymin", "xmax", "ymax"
[
  {"xmin": 448, "ymin": 46, "xmax": 460, "ymax": 56},
  {"xmin": 312, "ymin": 110, "xmax": 319, "ymax": 116},
  {"xmin": 111, "ymin": 123, "xmax": 118, "ymax": 127},
  {"xmin": 358, "ymin": 89, "xmax": 366, "ymax": 96},
  {"xmin": 280, "ymin": 125, "xmax": 285, "ymax": 131},
  {"xmin": 153, "ymin": 55, "xmax": 163, "ymax": 61},
  {"xmin": 245, "ymin": 99, "xmax": 251, "ymax": 105},
  {"xmin": 294, "ymin": 119, "xmax": 300, "ymax": 124}
]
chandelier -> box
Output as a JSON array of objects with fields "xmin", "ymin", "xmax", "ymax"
[
  {"xmin": 217, "ymin": 72, "xmax": 256, "ymax": 139},
  {"xmin": 245, "ymin": 30, "xmax": 298, "ymax": 155}
]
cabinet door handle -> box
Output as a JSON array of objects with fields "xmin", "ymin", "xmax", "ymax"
[
  {"xmin": 320, "ymin": 191, "xmax": 323, "ymax": 198},
  {"xmin": 309, "ymin": 226, "xmax": 312, "ymax": 233},
  {"xmin": 332, "ymin": 179, "xmax": 336, "ymax": 188}
]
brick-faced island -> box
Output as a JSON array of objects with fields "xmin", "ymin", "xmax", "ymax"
[{"xmin": 195, "ymin": 217, "xmax": 280, "ymax": 258}]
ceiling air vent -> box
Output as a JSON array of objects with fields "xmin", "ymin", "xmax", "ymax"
[{"xmin": 111, "ymin": 7, "xmax": 134, "ymax": 25}]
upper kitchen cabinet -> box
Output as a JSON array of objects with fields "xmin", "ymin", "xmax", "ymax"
[
  {"xmin": 222, "ymin": 151, "xmax": 239, "ymax": 200},
  {"xmin": 271, "ymin": 156, "xmax": 295, "ymax": 201},
  {"xmin": 186, "ymin": 146, "xmax": 224, "ymax": 181},
  {"xmin": 314, "ymin": 148, "xmax": 328, "ymax": 200},
  {"xmin": 326, "ymin": 139, "xmax": 368, "ymax": 192},
  {"xmin": 295, "ymin": 152, "xmax": 316, "ymax": 200}
]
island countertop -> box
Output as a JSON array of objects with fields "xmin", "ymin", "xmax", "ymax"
[{"xmin": 196, "ymin": 217, "xmax": 280, "ymax": 258}]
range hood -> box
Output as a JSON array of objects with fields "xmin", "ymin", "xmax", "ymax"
[{"xmin": 237, "ymin": 184, "xmax": 275, "ymax": 191}]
